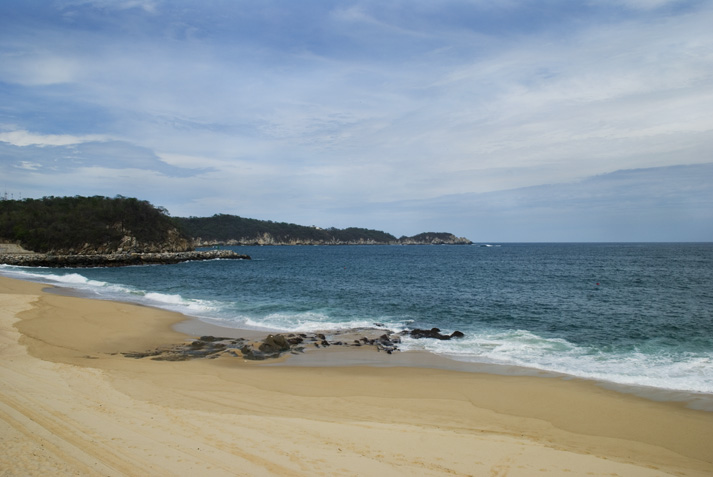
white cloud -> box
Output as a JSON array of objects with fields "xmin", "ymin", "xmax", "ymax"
[
  {"xmin": 0, "ymin": 53, "xmax": 82, "ymax": 86},
  {"xmin": 595, "ymin": 0, "xmax": 684, "ymax": 11},
  {"xmin": 0, "ymin": 129, "xmax": 110, "ymax": 147},
  {"xmin": 16, "ymin": 161, "xmax": 41, "ymax": 171},
  {"xmin": 59, "ymin": 0, "xmax": 158, "ymax": 14}
]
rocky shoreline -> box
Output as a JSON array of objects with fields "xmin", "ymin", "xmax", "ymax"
[
  {"xmin": 122, "ymin": 327, "xmax": 465, "ymax": 361},
  {"xmin": 194, "ymin": 234, "xmax": 473, "ymax": 247},
  {"xmin": 0, "ymin": 249, "xmax": 251, "ymax": 268}
]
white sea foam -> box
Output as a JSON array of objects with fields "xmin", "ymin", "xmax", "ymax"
[
  {"xmin": 240, "ymin": 313, "xmax": 408, "ymax": 333},
  {"xmin": 0, "ymin": 266, "xmax": 219, "ymax": 319},
  {"xmin": 142, "ymin": 292, "xmax": 217, "ymax": 314},
  {"xmin": 0, "ymin": 266, "xmax": 129, "ymax": 294},
  {"xmin": 399, "ymin": 329, "xmax": 713, "ymax": 394}
]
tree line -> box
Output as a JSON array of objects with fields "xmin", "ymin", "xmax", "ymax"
[
  {"xmin": 172, "ymin": 214, "xmax": 399, "ymax": 244},
  {"xmin": 0, "ymin": 195, "xmax": 183, "ymax": 253}
]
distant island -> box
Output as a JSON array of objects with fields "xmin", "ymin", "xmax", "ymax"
[{"xmin": 0, "ymin": 196, "xmax": 471, "ymax": 266}]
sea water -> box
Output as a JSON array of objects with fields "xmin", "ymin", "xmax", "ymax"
[{"xmin": 2, "ymin": 243, "xmax": 712, "ymax": 396}]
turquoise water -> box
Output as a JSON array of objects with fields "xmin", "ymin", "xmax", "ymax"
[{"xmin": 3, "ymin": 243, "xmax": 712, "ymax": 394}]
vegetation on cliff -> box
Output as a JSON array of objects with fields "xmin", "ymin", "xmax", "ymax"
[
  {"xmin": 173, "ymin": 214, "xmax": 400, "ymax": 245},
  {"xmin": 0, "ymin": 196, "xmax": 191, "ymax": 253}
]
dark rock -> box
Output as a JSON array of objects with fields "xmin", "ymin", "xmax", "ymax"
[
  {"xmin": 409, "ymin": 328, "xmax": 463, "ymax": 340},
  {"xmin": 124, "ymin": 328, "xmax": 409, "ymax": 362},
  {"xmin": 199, "ymin": 336, "xmax": 232, "ymax": 342},
  {"xmin": 375, "ymin": 333, "xmax": 399, "ymax": 354},
  {"xmin": 259, "ymin": 334, "xmax": 291, "ymax": 354},
  {"xmin": 241, "ymin": 345, "xmax": 268, "ymax": 360}
]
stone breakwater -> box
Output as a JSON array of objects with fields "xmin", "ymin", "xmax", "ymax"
[{"xmin": 0, "ymin": 249, "xmax": 251, "ymax": 268}]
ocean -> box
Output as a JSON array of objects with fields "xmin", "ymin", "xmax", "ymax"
[{"xmin": 3, "ymin": 243, "xmax": 712, "ymax": 398}]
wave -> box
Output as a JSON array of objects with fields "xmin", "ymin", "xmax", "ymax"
[
  {"xmin": 399, "ymin": 329, "xmax": 713, "ymax": 394},
  {"xmin": 0, "ymin": 265, "xmax": 219, "ymax": 318},
  {"xmin": 142, "ymin": 292, "xmax": 218, "ymax": 315},
  {"xmin": 225, "ymin": 312, "xmax": 410, "ymax": 334},
  {"xmin": 0, "ymin": 265, "xmax": 125, "ymax": 293}
]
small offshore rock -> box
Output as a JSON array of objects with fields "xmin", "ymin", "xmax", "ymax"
[{"xmin": 409, "ymin": 328, "xmax": 464, "ymax": 340}]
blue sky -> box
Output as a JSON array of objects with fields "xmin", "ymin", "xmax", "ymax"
[{"xmin": 1, "ymin": 0, "xmax": 712, "ymax": 241}]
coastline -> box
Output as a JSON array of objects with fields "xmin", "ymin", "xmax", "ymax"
[
  {"xmin": 176, "ymin": 311, "xmax": 713, "ymax": 412},
  {"xmin": 2, "ymin": 276, "xmax": 713, "ymax": 475}
]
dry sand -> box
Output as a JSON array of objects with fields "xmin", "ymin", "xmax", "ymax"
[{"xmin": 1, "ymin": 275, "xmax": 712, "ymax": 476}]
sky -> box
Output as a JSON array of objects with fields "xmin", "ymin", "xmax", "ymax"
[{"xmin": 1, "ymin": 0, "xmax": 712, "ymax": 242}]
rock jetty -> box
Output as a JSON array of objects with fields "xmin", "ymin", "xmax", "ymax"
[{"xmin": 0, "ymin": 249, "xmax": 250, "ymax": 268}]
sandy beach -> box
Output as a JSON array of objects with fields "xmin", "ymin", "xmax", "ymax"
[{"xmin": 2, "ymin": 276, "xmax": 712, "ymax": 476}]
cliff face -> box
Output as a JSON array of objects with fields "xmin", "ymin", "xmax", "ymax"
[
  {"xmin": 30, "ymin": 224, "xmax": 193, "ymax": 255},
  {"xmin": 81, "ymin": 226, "xmax": 192, "ymax": 254},
  {"xmin": 396, "ymin": 233, "xmax": 472, "ymax": 245},
  {"xmin": 193, "ymin": 232, "xmax": 472, "ymax": 247}
]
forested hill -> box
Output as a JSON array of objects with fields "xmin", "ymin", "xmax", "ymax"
[
  {"xmin": 0, "ymin": 196, "xmax": 471, "ymax": 253},
  {"xmin": 173, "ymin": 214, "xmax": 472, "ymax": 246},
  {"xmin": 0, "ymin": 196, "xmax": 191, "ymax": 254}
]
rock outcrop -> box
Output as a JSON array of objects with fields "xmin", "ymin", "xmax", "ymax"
[
  {"xmin": 396, "ymin": 233, "xmax": 472, "ymax": 245},
  {"xmin": 123, "ymin": 327, "xmax": 465, "ymax": 362},
  {"xmin": 409, "ymin": 328, "xmax": 466, "ymax": 340},
  {"xmin": 193, "ymin": 232, "xmax": 472, "ymax": 247}
]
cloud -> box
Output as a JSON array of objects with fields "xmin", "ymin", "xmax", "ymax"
[
  {"xmin": 59, "ymin": 0, "xmax": 158, "ymax": 14},
  {"xmin": 594, "ymin": 0, "xmax": 685, "ymax": 11},
  {"xmin": 0, "ymin": 138, "xmax": 209, "ymax": 178},
  {"xmin": 1, "ymin": 1, "xmax": 712, "ymax": 240},
  {"xmin": 0, "ymin": 129, "xmax": 110, "ymax": 147},
  {"xmin": 355, "ymin": 163, "xmax": 713, "ymax": 241}
]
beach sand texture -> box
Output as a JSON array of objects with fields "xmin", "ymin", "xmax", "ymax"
[{"xmin": 2, "ymin": 276, "xmax": 712, "ymax": 476}]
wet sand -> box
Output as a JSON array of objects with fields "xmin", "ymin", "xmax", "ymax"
[{"xmin": 2, "ymin": 276, "xmax": 713, "ymax": 476}]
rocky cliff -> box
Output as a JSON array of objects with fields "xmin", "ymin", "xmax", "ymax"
[
  {"xmin": 193, "ymin": 232, "xmax": 472, "ymax": 247},
  {"xmin": 63, "ymin": 225, "xmax": 192, "ymax": 255}
]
